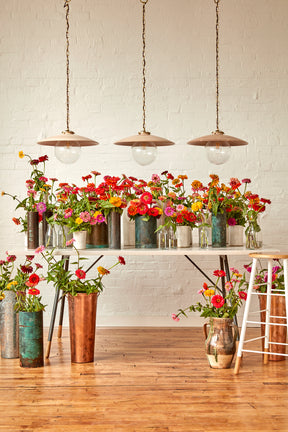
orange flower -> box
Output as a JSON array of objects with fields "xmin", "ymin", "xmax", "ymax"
[
  {"xmin": 191, "ymin": 180, "xmax": 202, "ymax": 190},
  {"xmin": 97, "ymin": 266, "xmax": 110, "ymax": 276},
  {"xmin": 178, "ymin": 175, "xmax": 188, "ymax": 180},
  {"xmin": 109, "ymin": 197, "xmax": 122, "ymax": 207},
  {"xmin": 172, "ymin": 178, "xmax": 180, "ymax": 185}
]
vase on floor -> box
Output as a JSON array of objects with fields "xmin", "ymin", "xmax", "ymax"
[
  {"xmin": 108, "ymin": 211, "xmax": 121, "ymax": 249},
  {"xmin": 203, "ymin": 317, "xmax": 238, "ymax": 369},
  {"xmin": 0, "ymin": 291, "xmax": 19, "ymax": 359},
  {"xmin": 19, "ymin": 311, "xmax": 44, "ymax": 368},
  {"xmin": 259, "ymin": 294, "xmax": 286, "ymax": 361},
  {"xmin": 135, "ymin": 215, "xmax": 157, "ymax": 248},
  {"xmin": 68, "ymin": 293, "xmax": 98, "ymax": 363},
  {"xmin": 27, "ymin": 211, "xmax": 39, "ymax": 249},
  {"xmin": 73, "ymin": 231, "xmax": 87, "ymax": 249},
  {"xmin": 212, "ymin": 213, "xmax": 226, "ymax": 248},
  {"xmin": 87, "ymin": 223, "xmax": 108, "ymax": 248},
  {"xmin": 176, "ymin": 226, "xmax": 192, "ymax": 248}
]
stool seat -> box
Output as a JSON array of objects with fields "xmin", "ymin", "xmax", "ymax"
[
  {"xmin": 249, "ymin": 253, "xmax": 288, "ymax": 260},
  {"xmin": 234, "ymin": 253, "xmax": 288, "ymax": 374}
]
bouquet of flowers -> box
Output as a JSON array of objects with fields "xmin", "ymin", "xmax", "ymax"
[
  {"xmin": 0, "ymin": 253, "xmax": 17, "ymax": 300},
  {"xmin": 36, "ymin": 242, "xmax": 126, "ymax": 296},
  {"xmin": 172, "ymin": 268, "xmax": 247, "ymax": 321},
  {"xmin": 241, "ymin": 261, "xmax": 284, "ymax": 294},
  {"xmin": 127, "ymin": 191, "xmax": 163, "ymax": 221}
]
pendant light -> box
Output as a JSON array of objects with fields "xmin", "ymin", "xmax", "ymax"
[
  {"xmin": 38, "ymin": 0, "xmax": 98, "ymax": 164},
  {"xmin": 114, "ymin": 0, "xmax": 174, "ymax": 166},
  {"xmin": 187, "ymin": 0, "xmax": 247, "ymax": 165}
]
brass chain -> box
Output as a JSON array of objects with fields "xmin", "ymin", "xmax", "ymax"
[
  {"xmin": 214, "ymin": 0, "xmax": 220, "ymax": 132},
  {"xmin": 64, "ymin": 0, "xmax": 71, "ymax": 132},
  {"xmin": 141, "ymin": 0, "xmax": 148, "ymax": 133}
]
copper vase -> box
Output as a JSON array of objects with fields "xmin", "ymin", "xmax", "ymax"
[
  {"xmin": 259, "ymin": 294, "xmax": 287, "ymax": 361},
  {"xmin": 68, "ymin": 293, "xmax": 98, "ymax": 363},
  {"xmin": 27, "ymin": 211, "xmax": 39, "ymax": 249}
]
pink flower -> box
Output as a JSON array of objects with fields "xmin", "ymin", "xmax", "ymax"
[
  {"xmin": 164, "ymin": 206, "xmax": 174, "ymax": 217},
  {"xmin": 79, "ymin": 211, "xmax": 91, "ymax": 223},
  {"xmin": 242, "ymin": 178, "xmax": 251, "ymax": 184},
  {"xmin": 66, "ymin": 238, "xmax": 75, "ymax": 246},
  {"xmin": 198, "ymin": 288, "xmax": 205, "ymax": 294},
  {"xmin": 35, "ymin": 245, "xmax": 45, "ymax": 254},
  {"xmin": 172, "ymin": 314, "xmax": 180, "ymax": 322},
  {"xmin": 239, "ymin": 291, "xmax": 247, "ymax": 300},
  {"xmin": 230, "ymin": 267, "xmax": 239, "ymax": 274},
  {"xmin": 176, "ymin": 204, "xmax": 185, "ymax": 212},
  {"xmin": 95, "ymin": 214, "xmax": 106, "ymax": 223},
  {"xmin": 244, "ymin": 264, "xmax": 252, "ymax": 273},
  {"xmin": 27, "ymin": 189, "xmax": 37, "ymax": 198},
  {"xmin": 64, "ymin": 208, "xmax": 73, "ymax": 218},
  {"xmin": 225, "ymin": 281, "xmax": 233, "ymax": 291},
  {"xmin": 39, "ymin": 176, "xmax": 48, "ymax": 182},
  {"xmin": 152, "ymin": 174, "xmax": 160, "ymax": 183},
  {"xmin": 36, "ymin": 202, "xmax": 46, "ymax": 215}
]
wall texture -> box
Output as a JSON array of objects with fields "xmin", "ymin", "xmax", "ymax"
[{"xmin": 0, "ymin": 0, "xmax": 287, "ymax": 327}]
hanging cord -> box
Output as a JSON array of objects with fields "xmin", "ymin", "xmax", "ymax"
[
  {"xmin": 140, "ymin": 0, "xmax": 148, "ymax": 133},
  {"xmin": 214, "ymin": 0, "xmax": 220, "ymax": 132},
  {"xmin": 64, "ymin": 0, "xmax": 71, "ymax": 132}
]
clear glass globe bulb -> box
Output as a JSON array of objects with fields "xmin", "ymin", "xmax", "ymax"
[
  {"xmin": 131, "ymin": 143, "xmax": 157, "ymax": 166},
  {"xmin": 54, "ymin": 142, "xmax": 81, "ymax": 164},
  {"xmin": 206, "ymin": 142, "xmax": 231, "ymax": 165}
]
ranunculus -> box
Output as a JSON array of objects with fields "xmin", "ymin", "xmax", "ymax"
[{"xmin": 211, "ymin": 295, "xmax": 225, "ymax": 308}]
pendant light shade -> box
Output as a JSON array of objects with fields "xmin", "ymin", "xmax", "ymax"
[
  {"xmin": 114, "ymin": 0, "xmax": 174, "ymax": 165},
  {"xmin": 37, "ymin": 0, "xmax": 98, "ymax": 164},
  {"xmin": 187, "ymin": 0, "xmax": 247, "ymax": 164}
]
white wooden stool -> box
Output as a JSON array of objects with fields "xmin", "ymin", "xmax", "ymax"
[{"xmin": 234, "ymin": 253, "xmax": 288, "ymax": 374}]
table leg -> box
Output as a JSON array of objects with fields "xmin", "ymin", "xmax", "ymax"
[{"xmin": 57, "ymin": 294, "xmax": 66, "ymax": 339}]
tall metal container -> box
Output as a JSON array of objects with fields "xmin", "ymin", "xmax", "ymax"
[{"xmin": 0, "ymin": 291, "xmax": 19, "ymax": 358}]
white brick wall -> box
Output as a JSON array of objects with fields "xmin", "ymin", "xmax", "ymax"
[{"xmin": 0, "ymin": 0, "xmax": 287, "ymax": 327}]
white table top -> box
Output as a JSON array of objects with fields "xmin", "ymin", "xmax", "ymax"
[{"xmin": 20, "ymin": 246, "xmax": 280, "ymax": 257}]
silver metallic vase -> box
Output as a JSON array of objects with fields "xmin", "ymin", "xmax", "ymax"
[{"xmin": 0, "ymin": 291, "xmax": 19, "ymax": 358}]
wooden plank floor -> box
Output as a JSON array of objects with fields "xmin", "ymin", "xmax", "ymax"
[{"xmin": 0, "ymin": 327, "xmax": 288, "ymax": 432}]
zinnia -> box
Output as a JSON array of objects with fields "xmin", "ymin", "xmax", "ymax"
[
  {"xmin": 97, "ymin": 266, "xmax": 110, "ymax": 276},
  {"xmin": 211, "ymin": 295, "xmax": 225, "ymax": 308},
  {"xmin": 238, "ymin": 291, "xmax": 247, "ymax": 300},
  {"xmin": 118, "ymin": 256, "xmax": 126, "ymax": 265},
  {"xmin": 213, "ymin": 270, "xmax": 226, "ymax": 278},
  {"xmin": 140, "ymin": 192, "xmax": 153, "ymax": 205},
  {"xmin": 75, "ymin": 269, "xmax": 86, "ymax": 280},
  {"xmin": 28, "ymin": 273, "xmax": 40, "ymax": 286},
  {"xmin": 28, "ymin": 288, "xmax": 40, "ymax": 296}
]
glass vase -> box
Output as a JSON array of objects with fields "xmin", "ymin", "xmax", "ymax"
[
  {"xmin": 245, "ymin": 224, "xmax": 261, "ymax": 249},
  {"xmin": 198, "ymin": 225, "xmax": 210, "ymax": 249}
]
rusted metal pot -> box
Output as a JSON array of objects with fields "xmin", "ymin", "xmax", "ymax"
[{"xmin": 68, "ymin": 293, "xmax": 98, "ymax": 363}]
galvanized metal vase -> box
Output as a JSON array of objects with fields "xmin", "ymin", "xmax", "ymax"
[
  {"xmin": 211, "ymin": 213, "xmax": 227, "ymax": 248},
  {"xmin": 204, "ymin": 317, "xmax": 238, "ymax": 369},
  {"xmin": 135, "ymin": 215, "xmax": 157, "ymax": 248},
  {"xmin": 68, "ymin": 293, "xmax": 98, "ymax": 363},
  {"xmin": 108, "ymin": 211, "xmax": 121, "ymax": 249},
  {"xmin": 0, "ymin": 291, "xmax": 19, "ymax": 359},
  {"xmin": 19, "ymin": 311, "xmax": 44, "ymax": 368}
]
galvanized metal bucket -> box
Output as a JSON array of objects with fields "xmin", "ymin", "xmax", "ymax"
[
  {"xmin": 0, "ymin": 291, "xmax": 19, "ymax": 358},
  {"xmin": 19, "ymin": 311, "xmax": 44, "ymax": 368},
  {"xmin": 135, "ymin": 215, "xmax": 157, "ymax": 248}
]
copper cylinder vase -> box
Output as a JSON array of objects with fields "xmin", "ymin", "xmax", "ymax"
[
  {"xmin": 108, "ymin": 211, "xmax": 121, "ymax": 249},
  {"xmin": 86, "ymin": 223, "xmax": 108, "ymax": 248},
  {"xmin": 27, "ymin": 211, "xmax": 39, "ymax": 249},
  {"xmin": 0, "ymin": 291, "xmax": 19, "ymax": 358},
  {"xmin": 68, "ymin": 293, "xmax": 98, "ymax": 363}
]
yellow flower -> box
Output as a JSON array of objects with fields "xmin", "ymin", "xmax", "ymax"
[
  {"xmin": 204, "ymin": 289, "xmax": 215, "ymax": 297},
  {"xmin": 147, "ymin": 181, "xmax": 154, "ymax": 187},
  {"xmin": 178, "ymin": 175, "xmax": 188, "ymax": 180},
  {"xmin": 93, "ymin": 211, "xmax": 102, "ymax": 218},
  {"xmin": 191, "ymin": 201, "xmax": 203, "ymax": 212},
  {"xmin": 191, "ymin": 180, "xmax": 203, "ymax": 190},
  {"xmin": 43, "ymin": 184, "xmax": 51, "ymax": 189},
  {"xmin": 109, "ymin": 197, "xmax": 122, "ymax": 207},
  {"xmin": 39, "ymin": 188, "xmax": 46, "ymax": 192},
  {"xmin": 75, "ymin": 217, "xmax": 83, "ymax": 225},
  {"xmin": 234, "ymin": 273, "xmax": 242, "ymax": 278},
  {"xmin": 0, "ymin": 294, "xmax": 5, "ymax": 300},
  {"xmin": 6, "ymin": 282, "xmax": 12, "ymax": 290},
  {"xmin": 155, "ymin": 207, "xmax": 163, "ymax": 215},
  {"xmin": 97, "ymin": 266, "xmax": 110, "ymax": 275},
  {"xmin": 18, "ymin": 151, "xmax": 25, "ymax": 159},
  {"xmin": 172, "ymin": 178, "xmax": 180, "ymax": 185}
]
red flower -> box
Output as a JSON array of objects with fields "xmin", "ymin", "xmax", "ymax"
[
  {"xmin": 238, "ymin": 291, "xmax": 247, "ymax": 300},
  {"xmin": 6, "ymin": 254, "xmax": 16, "ymax": 262},
  {"xmin": 82, "ymin": 174, "xmax": 92, "ymax": 182},
  {"xmin": 75, "ymin": 269, "xmax": 86, "ymax": 280},
  {"xmin": 128, "ymin": 205, "xmax": 138, "ymax": 217},
  {"xmin": 140, "ymin": 192, "xmax": 153, "ymax": 205},
  {"xmin": 21, "ymin": 265, "xmax": 33, "ymax": 274},
  {"xmin": 28, "ymin": 273, "xmax": 40, "ymax": 286},
  {"xmin": 118, "ymin": 256, "xmax": 126, "ymax": 265},
  {"xmin": 30, "ymin": 159, "xmax": 39, "ymax": 166},
  {"xmin": 28, "ymin": 288, "xmax": 40, "ymax": 296},
  {"xmin": 213, "ymin": 270, "xmax": 226, "ymax": 278},
  {"xmin": 39, "ymin": 155, "xmax": 48, "ymax": 162},
  {"xmin": 148, "ymin": 207, "xmax": 160, "ymax": 217},
  {"xmin": 203, "ymin": 282, "xmax": 208, "ymax": 290},
  {"xmin": 211, "ymin": 295, "xmax": 225, "ymax": 308},
  {"xmin": 138, "ymin": 203, "xmax": 148, "ymax": 215},
  {"xmin": 12, "ymin": 217, "xmax": 21, "ymax": 225}
]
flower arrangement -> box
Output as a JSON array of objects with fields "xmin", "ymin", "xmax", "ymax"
[
  {"xmin": 36, "ymin": 242, "xmax": 126, "ymax": 296},
  {"xmin": 1, "ymin": 151, "xmax": 54, "ymax": 232},
  {"xmin": 172, "ymin": 268, "xmax": 247, "ymax": 321},
  {"xmin": 240, "ymin": 261, "xmax": 285, "ymax": 294},
  {"xmin": 0, "ymin": 252, "xmax": 46, "ymax": 312},
  {"xmin": 127, "ymin": 191, "xmax": 163, "ymax": 221}
]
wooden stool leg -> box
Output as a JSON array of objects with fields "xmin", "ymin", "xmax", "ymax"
[
  {"xmin": 57, "ymin": 293, "xmax": 66, "ymax": 338},
  {"xmin": 234, "ymin": 258, "xmax": 258, "ymax": 374},
  {"xmin": 284, "ymin": 259, "xmax": 288, "ymax": 340},
  {"xmin": 263, "ymin": 259, "xmax": 273, "ymax": 364}
]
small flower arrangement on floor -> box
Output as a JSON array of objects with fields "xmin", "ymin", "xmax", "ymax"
[
  {"xmin": 172, "ymin": 268, "xmax": 247, "ymax": 321},
  {"xmin": 240, "ymin": 260, "xmax": 285, "ymax": 294},
  {"xmin": 36, "ymin": 241, "xmax": 126, "ymax": 296}
]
